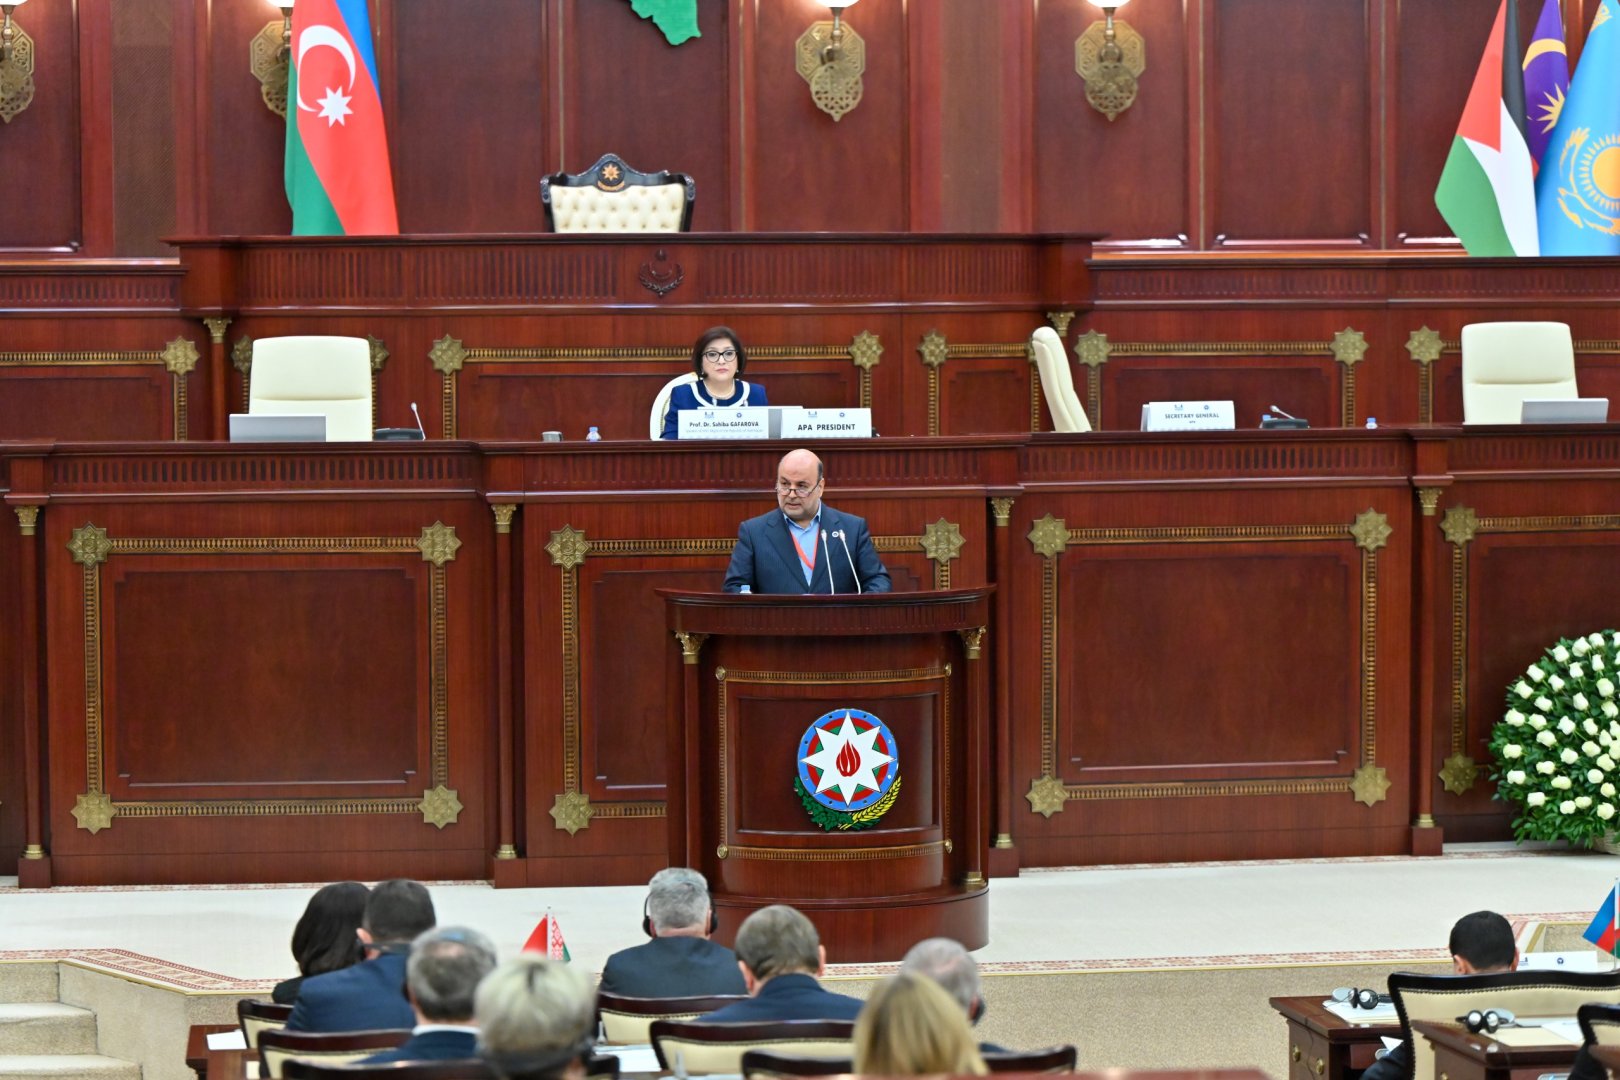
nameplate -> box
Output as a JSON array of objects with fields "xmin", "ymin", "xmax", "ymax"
[
  {"xmin": 677, "ymin": 409, "xmax": 771, "ymax": 440},
  {"xmin": 1140, "ymin": 401, "xmax": 1236, "ymax": 432},
  {"xmin": 780, "ymin": 408, "xmax": 873, "ymax": 439}
]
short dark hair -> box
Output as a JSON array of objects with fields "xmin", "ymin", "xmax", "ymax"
[
  {"xmin": 291, "ymin": 881, "xmax": 370, "ymax": 978},
  {"xmin": 1449, "ymin": 911, "xmax": 1516, "ymax": 971},
  {"xmin": 690, "ymin": 326, "xmax": 748, "ymax": 377},
  {"xmin": 364, "ymin": 879, "xmax": 437, "ymax": 945}
]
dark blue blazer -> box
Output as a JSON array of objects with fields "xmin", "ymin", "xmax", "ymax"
[
  {"xmin": 661, "ymin": 380, "xmax": 768, "ymax": 440},
  {"xmin": 284, "ymin": 952, "xmax": 414, "ymax": 1033},
  {"xmin": 723, "ymin": 507, "xmax": 890, "ymax": 595},
  {"xmin": 599, "ymin": 935, "xmax": 748, "ymax": 998},
  {"xmin": 697, "ymin": 973, "xmax": 863, "ymax": 1023},
  {"xmin": 358, "ymin": 1029, "xmax": 479, "ymax": 1064}
]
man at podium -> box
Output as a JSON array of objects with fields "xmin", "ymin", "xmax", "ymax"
[{"xmin": 723, "ymin": 449, "xmax": 890, "ymax": 595}]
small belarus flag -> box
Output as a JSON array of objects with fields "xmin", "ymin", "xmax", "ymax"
[
  {"xmin": 1582, "ymin": 883, "xmax": 1620, "ymax": 954},
  {"xmin": 284, "ymin": 0, "xmax": 399, "ymax": 235},
  {"xmin": 522, "ymin": 910, "xmax": 571, "ymax": 961},
  {"xmin": 1435, "ymin": 0, "xmax": 1540, "ymax": 256}
]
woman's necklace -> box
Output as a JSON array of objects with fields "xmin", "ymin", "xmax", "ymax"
[{"xmin": 695, "ymin": 380, "xmax": 750, "ymax": 407}]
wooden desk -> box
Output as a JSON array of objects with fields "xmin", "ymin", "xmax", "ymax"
[
  {"xmin": 185, "ymin": 1023, "xmax": 243, "ymax": 1080},
  {"xmin": 1411, "ymin": 1020, "xmax": 1580, "ymax": 1080},
  {"xmin": 1270, "ymin": 996, "xmax": 1399, "ymax": 1080}
]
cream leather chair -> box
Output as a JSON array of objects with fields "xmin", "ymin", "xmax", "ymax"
[
  {"xmin": 649, "ymin": 1019, "xmax": 854, "ymax": 1076},
  {"xmin": 542, "ymin": 153, "xmax": 695, "ymax": 233},
  {"xmin": 249, "ymin": 336, "xmax": 374, "ymax": 442},
  {"xmin": 650, "ymin": 372, "xmax": 700, "ymax": 438},
  {"xmin": 1578, "ymin": 1002, "xmax": 1620, "ymax": 1050},
  {"xmin": 1030, "ymin": 327, "xmax": 1092, "ymax": 433},
  {"xmin": 597, "ymin": 991, "xmax": 747, "ymax": 1044},
  {"xmin": 1460, "ymin": 321, "xmax": 1579, "ymax": 423}
]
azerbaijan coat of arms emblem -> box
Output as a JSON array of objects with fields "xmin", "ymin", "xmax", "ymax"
[{"xmin": 795, "ymin": 708, "xmax": 900, "ymax": 831}]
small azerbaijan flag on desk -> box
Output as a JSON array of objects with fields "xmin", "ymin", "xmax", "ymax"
[
  {"xmin": 1582, "ymin": 882, "xmax": 1620, "ymax": 954},
  {"xmin": 284, "ymin": 0, "xmax": 399, "ymax": 235}
]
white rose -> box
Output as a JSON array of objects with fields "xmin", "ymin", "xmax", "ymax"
[
  {"xmin": 1585, "ymin": 740, "xmax": 1602, "ymax": 757},
  {"xmin": 1555, "ymin": 645, "xmax": 1572, "ymax": 663},
  {"xmin": 1597, "ymin": 655, "xmax": 1607, "ymax": 672},
  {"xmin": 1604, "ymin": 782, "xmax": 1616, "ymax": 798},
  {"xmin": 1592, "ymin": 633, "xmax": 1607, "ymax": 647},
  {"xmin": 1561, "ymin": 799, "xmax": 1577, "ymax": 814},
  {"xmin": 1611, "ymin": 722, "xmax": 1620, "ymax": 737},
  {"xmin": 1539, "ymin": 760, "xmax": 1559, "ymax": 774},
  {"xmin": 1518, "ymin": 681, "xmax": 1535, "ymax": 699},
  {"xmin": 1586, "ymin": 718, "xmax": 1601, "ymax": 736},
  {"xmin": 1606, "ymin": 702, "xmax": 1619, "ymax": 720},
  {"xmin": 1613, "ymin": 632, "xmax": 1620, "ymax": 649},
  {"xmin": 1601, "ymin": 755, "xmax": 1617, "ymax": 771},
  {"xmin": 1508, "ymin": 770, "xmax": 1528, "ymax": 784},
  {"xmin": 1554, "ymin": 774, "xmax": 1574, "ymax": 789},
  {"xmin": 1574, "ymin": 693, "xmax": 1590, "ymax": 710},
  {"xmin": 1502, "ymin": 743, "xmax": 1524, "ymax": 758},
  {"xmin": 1529, "ymin": 665, "xmax": 1547, "ymax": 683},
  {"xmin": 1602, "ymin": 803, "xmax": 1617, "ymax": 820},
  {"xmin": 1537, "ymin": 730, "xmax": 1558, "ymax": 746},
  {"xmin": 1601, "ymin": 679, "xmax": 1617, "ymax": 699},
  {"xmin": 1530, "ymin": 714, "xmax": 1548, "ymax": 729},
  {"xmin": 1560, "ymin": 717, "xmax": 1578, "ymax": 735},
  {"xmin": 1528, "ymin": 791, "xmax": 1547, "ymax": 806},
  {"xmin": 1572, "ymin": 663, "xmax": 1586, "ymax": 678},
  {"xmin": 1537, "ymin": 696, "xmax": 1555, "ymax": 712},
  {"xmin": 1590, "ymin": 769, "xmax": 1606, "ymax": 784},
  {"xmin": 1562, "ymin": 748, "xmax": 1581, "ymax": 765},
  {"xmin": 1505, "ymin": 708, "xmax": 1527, "ymax": 726},
  {"xmin": 1578, "ymin": 795, "xmax": 1594, "ymax": 809},
  {"xmin": 1551, "ymin": 675, "xmax": 1567, "ymax": 691},
  {"xmin": 1576, "ymin": 639, "xmax": 1592, "ymax": 656}
]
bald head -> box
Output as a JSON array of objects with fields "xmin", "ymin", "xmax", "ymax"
[{"xmin": 775, "ymin": 449, "xmax": 825, "ymax": 523}]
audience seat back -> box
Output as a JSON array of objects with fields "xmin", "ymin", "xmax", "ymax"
[
  {"xmin": 258, "ymin": 1029, "xmax": 412, "ymax": 1079},
  {"xmin": 283, "ymin": 1062, "xmax": 493, "ymax": 1080},
  {"xmin": 237, "ymin": 999, "xmax": 293, "ymax": 1049},
  {"xmin": 649, "ymin": 1019, "xmax": 855, "ymax": 1076},
  {"xmin": 1579, "ymin": 1002, "xmax": 1620, "ymax": 1047},
  {"xmin": 596, "ymin": 992, "xmax": 748, "ymax": 1045},
  {"xmin": 740, "ymin": 1049, "xmax": 852, "ymax": 1079},
  {"xmin": 984, "ymin": 1045, "xmax": 1080, "ymax": 1073}
]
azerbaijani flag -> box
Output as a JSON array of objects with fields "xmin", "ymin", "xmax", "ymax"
[
  {"xmin": 1435, "ymin": 0, "xmax": 1540, "ymax": 256},
  {"xmin": 521, "ymin": 910, "xmax": 571, "ymax": 961},
  {"xmin": 1522, "ymin": 0, "xmax": 1570, "ymax": 177},
  {"xmin": 284, "ymin": 0, "xmax": 399, "ymax": 235},
  {"xmin": 1582, "ymin": 882, "xmax": 1620, "ymax": 954}
]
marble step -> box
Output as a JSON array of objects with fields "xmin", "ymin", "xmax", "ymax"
[
  {"xmin": 0, "ymin": 1006, "xmax": 99, "ymax": 1057},
  {"xmin": 0, "ymin": 1057, "xmax": 141, "ymax": 1080},
  {"xmin": 0, "ymin": 968, "xmax": 57, "ymax": 1007}
]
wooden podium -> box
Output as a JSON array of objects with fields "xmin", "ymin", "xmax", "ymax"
[{"xmin": 661, "ymin": 588, "xmax": 992, "ymax": 963}]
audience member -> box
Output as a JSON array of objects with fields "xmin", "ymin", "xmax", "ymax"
[
  {"xmin": 900, "ymin": 936, "xmax": 1004, "ymax": 1053},
  {"xmin": 285, "ymin": 878, "xmax": 437, "ymax": 1032},
  {"xmin": 477, "ymin": 955, "xmax": 597, "ymax": 1080},
  {"xmin": 853, "ymin": 972, "xmax": 987, "ymax": 1076},
  {"xmin": 1362, "ymin": 910, "xmax": 1518, "ymax": 1080},
  {"xmin": 272, "ymin": 881, "xmax": 369, "ymax": 1005},
  {"xmin": 698, "ymin": 905, "xmax": 862, "ymax": 1022},
  {"xmin": 599, "ymin": 868, "xmax": 746, "ymax": 997},
  {"xmin": 357, "ymin": 926, "xmax": 497, "ymax": 1063}
]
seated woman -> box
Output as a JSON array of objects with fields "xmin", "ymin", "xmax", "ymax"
[
  {"xmin": 854, "ymin": 972, "xmax": 988, "ymax": 1076},
  {"xmin": 660, "ymin": 326, "xmax": 768, "ymax": 439},
  {"xmin": 271, "ymin": 880, "xmax": 369, "ymax": 1004}
]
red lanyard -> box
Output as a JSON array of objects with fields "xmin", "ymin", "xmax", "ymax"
[{"xmin": 790, "ymin": 527, "xmax": 819, "ymax": 570}]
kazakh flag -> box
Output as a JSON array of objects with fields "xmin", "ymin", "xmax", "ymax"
[
  {"xmin": 284, "ymin": 0, "xmax": 399, "ymax": 235},
  {"xmin": 1435, "ymin": 1, "xmax": 1539, "ymax": 256},
  {"xmin": 1537, "ymin": 0, "xmax": 1620, "ymax": 255}
]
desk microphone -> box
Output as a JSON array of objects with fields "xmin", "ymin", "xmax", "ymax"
[
  {"xmin": 411, "ymin": 402, "xmax": 426, "ymax": 439},
  {"xmin": 1260, "ymin": 404, "xmax": 1310, "ymax": 430},
  {"xmin": 835, "ymin": 529, "xmax": 861, "ymax": 594},
  {"xmin": 821, "ymin": 531, "xmax": 835, "ymax": 595},
  {"xmin": 1269, "ymin": 405, "xmax": 1299, "ymax": 420}
]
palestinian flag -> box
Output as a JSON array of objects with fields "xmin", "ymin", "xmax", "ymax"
[{"xmin": 1435, "ymin": 0, "xmax": 1540, "ymax": 256}]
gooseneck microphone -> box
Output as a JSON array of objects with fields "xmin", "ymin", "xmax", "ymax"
[
  {"xmin": 410, "ymin": 402, "xmax": 426, "ymax": 439},
  {"xmin": 836, "ymin": 529, "xmax": 861, "ymax": 594},
  {"xmin": 1268, "ymin": 405, "xmax": 1299, "ymax": 420},
  {"xmin": 821, "ymin": 530, "xmax": 836, "ymax": 595}
]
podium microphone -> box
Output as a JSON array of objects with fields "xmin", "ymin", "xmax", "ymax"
[
  {"xmin": 835, "ymin": 529, "xmax": 861, "ymax": 594},
  {"xmin": 410, "ymin": 402, "xmax": 427, "ymax": 439},
  {"xmin": 821, "ymin": 531, "xmax": 836, "ymax": 595}
]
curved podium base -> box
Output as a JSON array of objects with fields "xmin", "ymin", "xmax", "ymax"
[{"xmin": 713, "ymin": 885, "xmax": 989, "ymax": 964}]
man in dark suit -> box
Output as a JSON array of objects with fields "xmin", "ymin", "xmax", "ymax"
[
  {"xmin": 900, "ymin": 937, "xmax": 1005, "ymax": 1054},
  {"xmin": 599, "ymin": 868, "xmax": 746, "ymax": 998},
  {"xmin": 698, "ymin": 905, "xmax": 862, "ymax": 1023},
  {"xmin": 723, "ymin": 449, "xmax": 890, "ymax": 596},
  {"xmin": 285, "ymin": 879, "xmax": 437, "ymax": 1032},
  {"xmin": 358, "ymin": 925, "xmax": 496, "ymax": 1063}
]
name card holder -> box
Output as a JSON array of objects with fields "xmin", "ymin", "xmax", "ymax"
[
  {"xmin": 1140, "ymin": 401, "xmax": 1236, "ymax": 432},
  {"xmin": 779, "ymin": 408, "xmax": 873, "ymax": 439},
  {"xmin": 677, "ymin": 409, "xmax": 772, "ymax": 440}
]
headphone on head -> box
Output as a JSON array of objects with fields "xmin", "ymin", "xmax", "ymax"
[
  {"xmin": 1330, "ymin": 987, "xmax": 1391, "ymax": 1010},
  {"xmin": 642, "ymin": 889, "xmax": 719, "ymax": 938},
  {"xmin": 1459, "ymin": 1008, "xmax": 1516, "ymax": 1034}
]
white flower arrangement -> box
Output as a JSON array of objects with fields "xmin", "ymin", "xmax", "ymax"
[{"xmin": 1492, "ymin": 630, "xmax": 1620, "ymax": 845}]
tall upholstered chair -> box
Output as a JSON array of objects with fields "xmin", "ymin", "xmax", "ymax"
[
  {"xmin": 649, "ymin": 372, "xmax": 700, "ymax": 439},
  {"xmin": 649, "ymin": 1019, "xmax": 855, "ymax": 1076},
  {"xmin": 1460, "ymin": 321, "xmax": 1579, "ymax": 423},
  {"xmin": 237, "ymin": 999, "xmax": 293, "ymax": 1048},
  {"xmin": 596, "ymin": 991, "xmax": 748, "ymax": 1044},
  {"xmin": 1389, "ymin": 969, "xmax": 1620, "ymax": 1080},
  {"xmin": 1578, "ymin": 1002, "xmax": 1620, "ymax": 1051},
  {"xmin": 249, "ymin": 336, "xmax": 374, "ymax": 442},
  {"xmin": 1030, "ymin": 327, "xmax": 1092, "ymax": 433},
  {"xmin": 542, "ymin": 153, "xmax": 695, "ymax": 233},
  {"xmin": 258, "ymin": 1029, "xmax": 411, "ymax": 1079}
]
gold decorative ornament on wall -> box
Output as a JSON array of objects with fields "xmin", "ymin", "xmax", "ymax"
[
  {"xmin": 251, "ymin": 0, "xmax": 296, "ymax": 118},
  {"xmin": 0, "ymin": 0, "xmax": 35, "ymax": 124},
  {"xmin": 796, "ymin": 0, "xmax": 865, "ymax": 122},
  {"xmin": 1076, "ymin": 0, "xmax": 1143, "ymax": 122}
]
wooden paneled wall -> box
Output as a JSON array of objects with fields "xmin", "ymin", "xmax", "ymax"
[{"xmin": 1, "ymin": 0, "xmax": 1600, "ymax": 254}]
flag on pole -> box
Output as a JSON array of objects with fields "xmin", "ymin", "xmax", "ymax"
[
  {"xmin": 1523, "ymin": 0, "xmax": 1571, "ymax": 177},
  {"xmin": 1435, "ymin": 0, "xmax": 1540, "ymax": 256},
  {"xmin": 1536, "ymin": 0, "xmax": 1620, "ymax": 254},
  {"xmin": 284, "ymin": 0, "xmax": 400, "ymax": 235},
  {"xmin": 522, "ymin": 910, "xmax": 571, "ymax": 961},
  {"xmin": 1582, "ymin": 882, "xmax": 1620, "ymax": 954}
]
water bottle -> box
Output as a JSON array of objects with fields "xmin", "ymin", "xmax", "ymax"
[
  {"xmin": 1365, "ymin": 417, "xmax": 1378, "ymax": 430},
  {"xmin": 585, "ymin": 426, "xmax": 602, "ymax": 442}
]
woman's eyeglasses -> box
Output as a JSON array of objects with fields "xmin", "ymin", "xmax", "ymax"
[{"xmin": 702, "ymin": 349, "xmax": 738, "ymax": 362}]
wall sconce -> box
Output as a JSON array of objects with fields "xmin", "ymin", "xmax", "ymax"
[
  {"xmin": 250, "ymin": 0, "xmax": 295, "ymax": 118},
  {"xmin": 0, "ymin": 0, "xmax": 35, "ymax": 125},
  {"xmin": 1076, "ymin": 0, "xmax": 1144, "ymax": 122},
  {"xmin": 795, "ymin": 0, "xmax": 865, "ymax": 122}
]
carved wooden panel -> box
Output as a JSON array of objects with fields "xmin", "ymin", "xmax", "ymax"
[
  {"xmin": 0, "ymin": 0, "xmax": 82, "ymax": 249},
  {"xmin": 0, "ymin": 371, "xmax": 172, "ymax": 441}
]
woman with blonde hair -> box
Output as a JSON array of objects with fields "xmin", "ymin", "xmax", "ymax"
[{"xmin": 853, "ymin": 972, "xmax": 988, "ymax": 1076}]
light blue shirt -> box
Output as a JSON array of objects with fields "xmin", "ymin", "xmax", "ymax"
[{"xmin": 784, "ymin": 511, "xmax": 822, "ymax": 585}]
